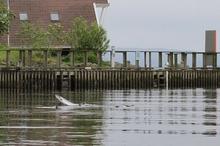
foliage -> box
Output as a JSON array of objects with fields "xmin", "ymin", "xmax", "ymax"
[
  {"xmin": 0, "ymin": 50, "xmax": 19, "ymax": 65},
  {"xmin": 0, "ymin": 0, "xmax": 14, "ymax": 35},
  {"xmin": 48, "ymin": 23, "xmax": 66, "ymax": 47},
  {"xmin": 19, "ymin": 22, "xmax": 67, "ymax": 48},
  {"xmin": 67, "ymin": 17, "xmax": 109, "ymax": 52},
  {"xmin": 67, "ymin": 17, "xmax": 88, "ymax": 49},
  {"xmin": 18, "ymin": 17, "xmax": 110, "ymax": 66},
  {"xmin": 90, "ymin": 23, "xmax": 109, "ymax": 51},
  {"xmin": 19, "ymin": 22, "xmax": 49, "ymax": 49},
  {"xmin": 19, "ymin": 17, "xmax": 110, "ymax": 52}
]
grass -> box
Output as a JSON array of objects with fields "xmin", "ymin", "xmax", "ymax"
[
  {"xmin": 0, "ymin": 51, "xmax": 20, "ymax": 66},
  {"xmin": 0, "ymin": 45, "xmax": 110, "ymax": 67}
]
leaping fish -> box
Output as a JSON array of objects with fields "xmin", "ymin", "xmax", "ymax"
[{"xmin": 55, "ymin": 94, "xmax": 78, "ymax": 106}]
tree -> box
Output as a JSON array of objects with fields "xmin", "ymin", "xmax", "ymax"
[
  {"xmin": 19, "ymin": 22, "xmax": 67, "ymax": 48},
  {"xmin": 90, "ymin": 23, "xmax": 109, "ymax": 52},
  {"xmin": 48, "ymin": 23, "xmax": 66, "ymax": 47},
  {"xmin": 0, "ymin": 0, "xmax": 13, "ymax": 35},
  {"xmin": 19, "ymin": 22, "xmax": 49, "ymax": 49},
  {"xmin": 67, "ymin": 17, "xmax": 110, "ymax": 52}
]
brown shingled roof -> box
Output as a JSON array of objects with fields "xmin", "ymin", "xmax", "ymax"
[
  {"xmin": 93, "ymin": 0, "xmax": 108, "ymax": 4},
  {"xmin": 1, "ymin": 0, "xmax": 108, "ymax": 46}
]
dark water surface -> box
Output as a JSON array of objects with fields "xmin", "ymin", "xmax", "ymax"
[{"xmin": 0, "ymin": 89, "xmax": 219, "ymax": 146}]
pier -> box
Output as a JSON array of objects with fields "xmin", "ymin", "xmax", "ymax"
[{"xmin": 0, "ymin": 48, "xmax": 220, "ymax": 91}]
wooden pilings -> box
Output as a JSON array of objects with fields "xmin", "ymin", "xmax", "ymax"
[
  {"xmin": 70, "ymin": 69, "xmax": 155, "ymax": 90},
  {"xmin": 167, "ymin": 69, "xmax": 220, "ymax": 89},
  {"xmin": 74, "ymin": 69, "xmax": 219, "ymax": 90},
  {"xmin": 0, "ymin": 69, "xmax": 56, "ymax": 92},
  {"xmin": 0, "ymin": 69, "xmax": 219, "ymax": 91},
  {"xmin": 65, "ymin": 69, "xmax": 220, "ymax": 90}
]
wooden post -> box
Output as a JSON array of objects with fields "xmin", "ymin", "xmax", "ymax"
[
  {"xmin": 97, "ymin": 51, "xmax": 102, "ymax": 67},
  {"xmin": 213, "ymin": 53, "xmax": 217, "ymax": 68},
  {"xmin": 158, "ymin": 52, "xmax": 162, "ymax": 68},
  {"xmin": 135, "ymin": 51, "xmax": 140, "ymax": 68},
  {"xmin": 57, "ymin": 50, "xmax": 61, "ymax": 68},
  {"xmin": 22, "ymin": 50, "xmax": 26, "ymax": 67},
  {"xmin": 44, "ymin": 50, "xmax": 48, "ymax": 68},
  {"xmin": 110, "ymin": 46, "xmax": 115, "ymax": 68},
  {"xmin": 174, "ymin": 54, "xmax": 178, "ymax": 68},
  {"xmin": 57, "ymin": 71, "xmax": 62, "ymax": 90},
  {"xmin": 71, "ymin": 51, "xmax": 75, "ymax": 67},
  {"xmin": 27, "ymin": 50, "xmax": 32, "ymax": 67},
  {"xmin": 168, "ymin": 52, "xmax": 173, "ymax": 68},
  {"xmin": 123, "ymin": 51, "xmax": 127, "ymax": 68},
  {"xmin": 6, "ymin": 50, "xmax": 10, "ymax": 68},
  {"xmin": 181, "ymin": 52, "xmax": 187, "ymax": 69},
  {"xmin": 149, "ymin": 52, "xmax": 152, "ymax": 69},
  {"xmin": 84, "ymin": 51, "xmax": 88, "ymax": 66},
  {"xmin": 203, "ymin": 53, "xmax": 206, "ymax": 68},
  {"xmin": 144, "ymin": 52, "xmax": 147, "ymax": 68},
  {"xmin": 168, "ymin": 53, "xmax": 171, "ymax": 68},
  {"xmin": 192, "ymin": 53, "xmax": 197, "ymax": 68},
  {"xmin": 19, "ymin": 50, "xmax": 23, "ymax": 67},
  {"xmin": 110, "ymin": 51, "xmax": 113, "ymax": 67}
]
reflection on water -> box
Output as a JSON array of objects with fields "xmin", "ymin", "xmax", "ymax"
[{"xmin": 0, "ymin": 89, "xmax": 220, "ymax": 146}]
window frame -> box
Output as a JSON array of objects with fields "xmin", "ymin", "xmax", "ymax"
[
  {"xmin": 50, "ymin": 11, "xmax": 60, "ymax": 22},
  {"xmin": 19, "ymin": 12, "xmax": 28, "ymax": 21}
]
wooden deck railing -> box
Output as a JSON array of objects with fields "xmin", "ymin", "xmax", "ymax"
[{"xmin": 0, "ymin": 48, "xmax": 219, "ymax": 70}]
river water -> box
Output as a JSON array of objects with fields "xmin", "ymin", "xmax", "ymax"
[{"xmin": 0, "ymin": 89, "xmax": 219, "ymax": 146}]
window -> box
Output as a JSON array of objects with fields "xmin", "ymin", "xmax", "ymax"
[
  {"xmin": 50, "ymin": 12, "xmax": 59, "ymax": 21},
  {"xmin": 19, "ymin": 12, "xmax": 28, "ymax": 21}
]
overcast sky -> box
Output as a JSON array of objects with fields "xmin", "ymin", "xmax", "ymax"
[{"xmin": 102, "ymin": 0, "xmax": 220, "ymax": 51}]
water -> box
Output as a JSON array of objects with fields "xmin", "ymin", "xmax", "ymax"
[{"xmin": 0, "ymin": 89, "xmax": 220, "ymax": 146}]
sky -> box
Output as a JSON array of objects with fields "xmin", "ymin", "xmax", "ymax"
[{"xmin": 102, "ymin": 0, "xmax": 220, "ymax": 51}]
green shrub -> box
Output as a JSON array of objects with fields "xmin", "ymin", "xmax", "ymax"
[
  {"xmin": 67, "ymin": 17, "xmax": 110, "ymax": 52},
  {"xmin": 0, "ymin": 0, "xmax": 14, "ymax": 35}
]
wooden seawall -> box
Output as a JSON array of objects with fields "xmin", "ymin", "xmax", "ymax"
[
  {"xmin": 0, "ymin": 48, "xmax": 220, "ymax": 90},
  {"xmin": 0, "ymin": 69, "xmax": 220, "ymax": 91}
]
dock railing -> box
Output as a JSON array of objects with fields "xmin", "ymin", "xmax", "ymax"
[
  {"xmin": 0, "ymin": 47, "xmax": 219, "ymax": 70},
  {"xmin": 0, "ymin": 47, "xmax": 220, "ymax": 90}
]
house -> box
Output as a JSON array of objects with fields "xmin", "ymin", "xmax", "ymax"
[{"xmin": 0, "ymin": 0, "xmax": 109, "ymax": 47}]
